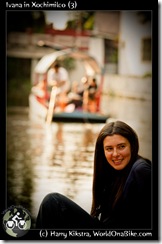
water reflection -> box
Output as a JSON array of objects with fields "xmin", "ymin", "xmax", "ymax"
[
  {"xmin": 7, "ymin": 97, "xmax": 152, "ymax": 227},
  {"xmin": 7, "ymin": 113, "xmax": 103, "ymax": 226},
  {"xmin": 30, "ymin": 123, "xmax": 102, "ymax": 221},
  {"xmin": 7, "ymin": 114, "xmax": 34, "ymax": 219}
]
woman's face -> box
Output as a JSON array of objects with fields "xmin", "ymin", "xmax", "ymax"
[{"xmin": 103, "ymin": 134, "xmax": 131, "ymax": 170}]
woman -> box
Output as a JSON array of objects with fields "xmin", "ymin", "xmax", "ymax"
[{"xmin": 35, "ymin": 121, "xmax": 151, "ymax": 229}]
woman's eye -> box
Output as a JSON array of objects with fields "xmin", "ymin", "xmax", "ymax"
[
  {"xmin": 118, "ymin": 145, "xmax": 125, "ymax": 149},
  {"xmin": 106, "ymin": 147, "xmax": 112, "ymax": 152}
]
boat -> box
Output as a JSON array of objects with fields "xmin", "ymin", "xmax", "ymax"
[{"xmin": 29, "ymin": 48, "xmax": 110, "ymax": 123}]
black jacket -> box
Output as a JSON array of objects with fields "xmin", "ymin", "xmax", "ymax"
[{"xmin": 99, "ymin": 158, "xmax": 152, "ymax": 229}]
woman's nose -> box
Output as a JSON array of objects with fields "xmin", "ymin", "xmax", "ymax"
[{"xmin": 112, "ymin": 148, "xmax": 119, "ymax": 156}]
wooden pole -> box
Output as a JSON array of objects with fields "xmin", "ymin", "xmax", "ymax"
[{"xmin": 46, "ymin": 86, "xmax": 57, "ymax": 124}]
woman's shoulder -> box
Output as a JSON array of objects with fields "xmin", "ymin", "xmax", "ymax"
[
  {"xmin": 123, "ymin": 157, "xmax": 151, "ymax": 194},
  {"xmin": 128, "ymin": 157, "xmax": 151, "ymax": 184},
  {"xmin": 131, "ymin": 157, "xmax": 151, "ymax": 173}
]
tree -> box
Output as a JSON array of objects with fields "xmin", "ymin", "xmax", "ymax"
[
  {"xmin": 7, "ymin": 11, "xmax": 46, "ymax": 34},
  {"xmin": 66, "ymin": 11, "xmax": 95, "ymax": 31}
]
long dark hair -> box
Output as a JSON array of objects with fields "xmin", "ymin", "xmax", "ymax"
[{"xmin": 90, "ymin": 120, "xmax": 139, "ymax": 217}]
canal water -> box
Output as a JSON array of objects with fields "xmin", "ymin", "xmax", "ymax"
[{"xmin": 6, "ymin": 95, "xmax": 152, "ymax": 227}]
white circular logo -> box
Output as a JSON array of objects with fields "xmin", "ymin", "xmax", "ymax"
[{"xmin": 2, "ymin": 206, "xmax": 31, "ymax": 237}]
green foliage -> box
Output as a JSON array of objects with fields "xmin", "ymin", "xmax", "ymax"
[
  {"xmin": 7, "ymin": 58, "xmax": 31, "ymax": 106},
  {"xmin": 7, "ymin": 11, "xmax": 46, "ymax": 33},
  {"xmin": 7, "ymin": 78, "xmax": 31, "ymax": 106},
  {"xmin": 57, "ymin": 57, "xmax": 76, "ymax": 71},
  {"xmin": 66, "ymin": 11, "xmax": 95, "ymax": 30},
  {"xmin": 83, "ymin": 14, "xmax": 94, "ymax": 30}
]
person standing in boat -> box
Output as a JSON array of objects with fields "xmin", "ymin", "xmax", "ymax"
[
  {"xmin": 35, "ymin": 120, "xmax": 152, "ymax": 229},
  {"xmin": 87, "ymin": 77, "xmax": 98, "ymax": 112},
  {"xmin": 47, "ymin": 62, "xmax": 70, "ymax": 111}
]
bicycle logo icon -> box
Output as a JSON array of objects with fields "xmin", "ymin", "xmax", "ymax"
[
  {"xmin": 2, "ymin": 206, "xmax": 31, "ymax": 237},
  {"xmin": 6, "ymin": 212, "xmax": 27, "ymax": 230}
]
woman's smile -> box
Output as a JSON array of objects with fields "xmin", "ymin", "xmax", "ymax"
[{"xmin": 113, "ymin": 159, "xmax": 123, "ymax": 165}]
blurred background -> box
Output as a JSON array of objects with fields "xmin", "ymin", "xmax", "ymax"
[{"xmin": 6, "ymin": 11, "xmax": 152, "ymax": 227}]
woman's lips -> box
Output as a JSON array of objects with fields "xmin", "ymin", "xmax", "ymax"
[{"xmin": 113, "ymin": 159, "xmax": 123, "ymax": 165}]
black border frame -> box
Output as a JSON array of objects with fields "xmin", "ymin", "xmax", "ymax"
[{"xmin": 1, "ymin": 1, "xmax": 159, "ymax": 240}]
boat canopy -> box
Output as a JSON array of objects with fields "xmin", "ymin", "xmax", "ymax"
[{"xmin": 34, "ymin": 49, "xmax": 101, "ymax": 75}]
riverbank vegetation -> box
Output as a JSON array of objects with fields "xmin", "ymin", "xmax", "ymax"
[{"xmin": 7, "ymin": 58, "xmax": 31, "ymax": 106}]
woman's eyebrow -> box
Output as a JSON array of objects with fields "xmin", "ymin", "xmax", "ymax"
[
  {"xmin": 117, "ymin": 142, "xmax": 126, "ymax": 146},
  {"xmin": 104, "ymin": 142, "xmax": 126, "ymax": 147}
]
